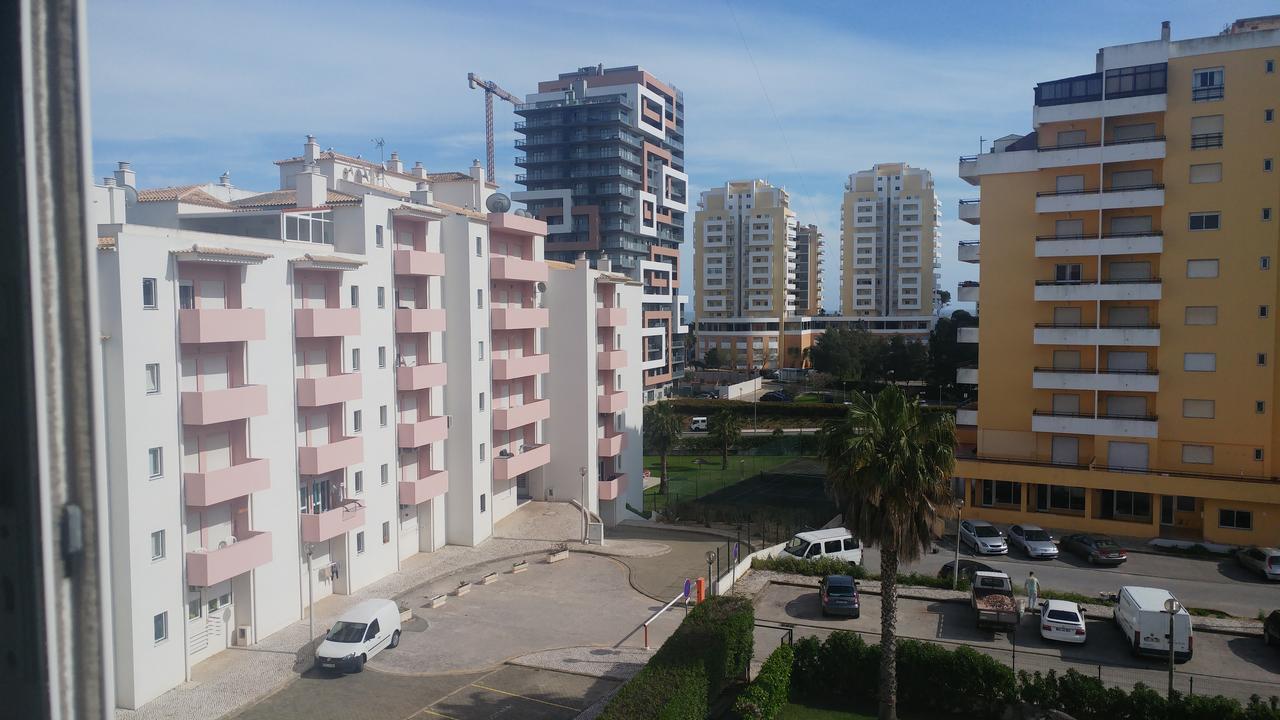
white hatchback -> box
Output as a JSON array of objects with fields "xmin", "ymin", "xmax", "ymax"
[{"xmin": 1039, "ymin": 599, "xmax": 1087, "ymax": 644}]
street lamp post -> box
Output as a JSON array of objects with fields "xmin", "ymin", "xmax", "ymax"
[
  {"xmin": 1164, "ymin": 598, "xmax": 1182, "ymax": 699},
  {"xmin": 305, "ymin": 543, "xmax": 315, "ymax": 661},
  {"xmin": 952, "ymin": 499, "xmax": 965, "ymax": 590},
  {"xmin": 580, "ymin": 466, "xmax": 588, "ymax": 542}
]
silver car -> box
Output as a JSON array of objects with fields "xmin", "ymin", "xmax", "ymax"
[
  {"xmin": 960, "ymin": 520, "xmax": 1008, "ymax": 555},
  {"xmin": 1236, "ymin": 546, "xmax": 1280, "ymax": 581},
  {"xmin": 1008, "ymin": 524, "xmax": 1058, "ymax": 559}
]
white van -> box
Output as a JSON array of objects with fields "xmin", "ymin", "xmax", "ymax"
[
  {"xmin": 783, "ymin": 528, "xmax": 863, "ymax": 564},
  {"xmin": 689, "ymin": 416, "xmax": 708, "ymax": 432},
  {"xmin": 315, "ymin": 599, "xmax": 402, "ymax": 673},
  {"xmin": 1113, "ymin": 586, "xmax": 1193, "ymax": 662}
]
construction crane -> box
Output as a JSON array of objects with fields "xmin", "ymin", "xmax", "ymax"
[{"xmin": 467, "ymin": 72, "xmax": 520, "ymax": 186}]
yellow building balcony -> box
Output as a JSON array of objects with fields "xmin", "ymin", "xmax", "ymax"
[
  {"xmin": 1033, "ymin": 279, "xmax": 1161, "ymax": 302},
  {"xmin": 957, "ymin": 326, "xmax": 979, "ymax": 344},
  {"xmin": 1033, "ymin": 323, "xmax": 1160, "ymax": 347},
  {"xmin": 958, "ymin": 241, "xmax": 980, "ymax": 263},
  {"xmin": 1035, "ymin": 232, "xmax": 1163, "ymax": 258},
  {"xmin": 958, "ymin": 199, "xmax": 980, "ymax": 224},
  {"xmin": 1031, "ymin": 410, "xmax": 1157, "ymax": 439},
  {"xmin": 1033, "ymin": 367, "xmax": 1159, "ymax": 393},
  {"xmin": 956, "ymin": 366, "xmax": 978, "ymax": 385},
  {"xmin": 957, "ymin": 281, "xmax": 979, "ymax": 303},
  {"xmin": 1035, "ymin": 185, "xmax": 1164, "ymax": 214}
]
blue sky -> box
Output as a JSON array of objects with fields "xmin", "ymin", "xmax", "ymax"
[{"xmin": 88, "ymin": 0, "xmax": 1277, "ymax": 312}]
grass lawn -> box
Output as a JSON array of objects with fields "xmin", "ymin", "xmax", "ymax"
[
  {"xmin": 641, "ymin": 454, "xmax": 794, "ymax": 510},
  {"xmin": 777, "ymin": 703, "xmax": 873, "ymax": 719}
]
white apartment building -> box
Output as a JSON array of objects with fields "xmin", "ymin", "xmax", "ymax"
[{"xmin": 92, "ymin": 137, "xmax": 640, "ymax": 709}]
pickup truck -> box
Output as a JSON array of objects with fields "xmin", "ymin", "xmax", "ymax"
[{"xmin": 971, "ymin": 571, "xmax": 1020, "ymax": 630}]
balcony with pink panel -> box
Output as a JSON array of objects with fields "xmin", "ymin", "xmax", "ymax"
[
  {"xmin": 493, "ymin": 443, "xmax": 551, "ymax": 481},
  {"xmin": 395, "ymin": 308, "xmax": 447, "ymax": 334},
  {"xmin": 598, "ymin": 390, "xmax": 628, "ymax": 414},
  {"xmin": 596, "ymin": 307, "xmax": 627, "ymax": 327},
  {"xmin": 184, "ymin": 458, "xmax": 270, "ymax": 507},
  {"xmin": 491, "ymin": 353, "xmax": 549, "ymax": 381},
  {"xmin": 597, "ymin": 432, "xmax": 626, "ymax": 458},
  {"xmin": 394, "ymin": 249, "xmax": 445, "ymax": 277},
  {"xmin": 298, "ymin": 436, "xmax": 363, "ymax": 475},
  {"xmin": 396, "ymin": 362, "xmax": 448, "ymax": 391},
  {"xmin": 598, "ymin": 349, "xmax": 628, "ymax": 370},
  {"xmin": 179, "ymin": 308, "xmax": 267, "ymax": 344},
  {"xmin": 181, "ymin": 385, "xmax": 268, "ymax": 425},
  {"xmin": 296, "ymin": 373, "xmax": 362, "ymax": 407},
  {"xmin": 397, "ymin": 415, "xmax": 449, "ymax": 449},
  {"xmin": 492, "ymin": 399, "xmax": 550, "ymax": 432},
  {"xmin": 398, "ymin": 469, "xmax": 449, "ymax": 505},
  {"xmin": 490, "ymin": 255, "xmax": 549, "ymax": 283},
  {"xmin": 294, "ymin": 308, "xmax": 361, "ymax": 338},
  {"xmin": 300, "ymin": 501, "xmax": 366, "ymax": 543},
  {"xmin": 186, "ymin": 530, "xmax": 272, "ymax": 587},
  {"xmin": 598, "ymin": 473, "xmax": 626, "ymax": 501},
  {"xmin": 490, "ymin": 306, "xmax": 549, "ymax": 330}
]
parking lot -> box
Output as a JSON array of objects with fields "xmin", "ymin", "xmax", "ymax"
[{"xmin": 753, "ymin": 582, "xmax": 1280, "ymax": 702}]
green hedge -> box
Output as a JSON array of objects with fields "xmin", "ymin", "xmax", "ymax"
[
  {"xmin": 1018, "ymin": 668, "xmax": 1280, "ymax": 720},
  {"xmin": 668, "ymin": 398, "xmax": 849, "ymax": 419},
  {"xmin": 749, "ymin": 556, "xmax": 971, "ymax": 591},
  {"xmin": 600, "ymin": 660, "xmax": 708, "ymax": 720},
  {"xmin": 732, "ymin": 644, "xmax": 794, "ymax": 720}
]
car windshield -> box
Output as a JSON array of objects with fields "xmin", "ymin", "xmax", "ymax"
[
  {"xmin": 1046, "ymin": 610, "xmax": 1080, "ymax": 623},
  {"xmin": 326, "ymin": 621, "xmax": 368, "ymax": 644},
  {"xmin": 826, "ymin": 585, "xmax": 854, "ymax": 596},
  {"xmin": 1269, "ymin": 557, "xmax": 1280, "ymax": 568},
  {"xmin": 1023, "ymin": 529, "xmax": 1051, "ymax": 541},
  {"xmin": 974, "ymin": 526, "xmax": 1001, "ymax": 538},
  {"xmin": 784, "ymin": 538, "xmax": 807, "ymax": 556}
]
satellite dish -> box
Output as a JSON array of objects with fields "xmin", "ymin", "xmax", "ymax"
[
  {"xmin": 535, "ymin": 281, "xmax": 547, "ymax": 293},
  {"xmin": 485, "ymin": 193, "xmax": 512, "ymax": 213}
]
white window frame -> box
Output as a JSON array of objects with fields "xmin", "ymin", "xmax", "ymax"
[{"xmin": 145, "ymin": 363, "xmax": 160, "ymax": 394}]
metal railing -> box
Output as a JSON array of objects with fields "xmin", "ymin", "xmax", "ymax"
[
  {"xmin": 1033, "ymin": 278, "xmax": 1161, "ymax": 286},
  {"xmin": 1034, "ymin": 230, "xmax": 1163, "ymax": 241},
  {"xmin": 1192, "ymin": 85, "xmax": 1224, "ymax": 101},
  {"xmin": 1032, "ymin": 409, "xmax": 1158, "ymax": 422},
  {"xmin": 1191, "ymin": 132, "xmax": 1223, "ymax": 149},
  {"xmin": 1033, "ymin": 366, "xmax": 1159, "ymax": 375}
]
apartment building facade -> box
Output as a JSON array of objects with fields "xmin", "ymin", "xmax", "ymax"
[
  {"xmin": 513, "ymin": 64, "xmax": 689, "ymax": 402},
  {"xmin": 794, "ymin": 223, "xmax": 825, "ymax": 316},
  {"xmin": 840, "ymin": 163, "xmax": 943, "ymax": 319},
  {"xmin": 955, "ymin": 19, "xmax": 1280, "ymax": 546},
  {"xmin": 93, "ymin": 138, "xmax": 637, "ymax": 708},
  {"xmin": 692, "ymin": 179, "xmax": 798, "ymax": 369}
]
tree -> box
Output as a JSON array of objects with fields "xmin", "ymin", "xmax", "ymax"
[
  {"xmin": 708, "ymin": 409, "xmax": 744, "ymax": 470},
  {"xmin": 934, "ymin": 289, "xmax": 951, "ymax": 311},
  {"xmin": 703, "ymin": 347, "xmax": 726, "ymax": 369},
  {"xmin": 818, "ymin": 386, "xmax": 956, "ymax": 720},
  {"xmin": 642, "ymin": 401, "xmax": 683, "ymax": 495},
  {"xmin": 810, "ymin": 326, "xmax": 878, "ymax": 379},
  {"xmin": 926, "ymin": 309, "xmax": 978, "ymax": 393}
]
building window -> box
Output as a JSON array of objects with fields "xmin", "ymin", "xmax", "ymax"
[
  {"xmin": 380, "ymin": 463, "xmax": 389, "ymax": 485},
  {"xmin": 153, "ymin": 612, "xmax": 168, "ymax": 643},
  {"xmin": 379, "ymin": 405, "xmax": 388, "ymax": 427},
  {"xmin": 476, "ymin": 289, "xmax": 484, "ymax": 309},
  {"xmin": 1181, "ymin": 444, "xmax": 1214, "ymax": 464},
  {"xmin": 1263, "ymin": 257, "xmax": 1272, "ymax": 270},
  {"xmin": 480, "ymin": 493, "xmax": 486, "ymax": 513},
  {"xmin": 377, "ymin": 287, "xmax": 386, "ymax": 308},
  {"xmin": 382, "ymin": 522, "xmax": 390, "ymax": 544},
  {"xmin": 187, "ymin": 598, "xmax": 201, "ymax": 621},
  {"xmin": 1257, "ymin": 401, "xmax": 1266, "ymax": 414},
  {"xmin": 351, "ymin": 286, "xmax": 359, "ymax": 307},
  {"xmin": 1192, "ymin": 67, "xmax": 1224, "ymax": 101},
  {"xmin": 1262, "ymin": 306, "xmax": 1271, "ymax": 318},
  {"xmin": 479, "ymin": 392, "xmax": 485, "ymax": 412},
  {"xmin": 1186, "ymin": 259, "xmax": 1218, "ymax": 278},
  {"xmin": 479, "ymin": 443, "xmax": 486, "ymax": 461},
  {"xmin": 1219, "ymin": 509, "xmax": 1252, "ymax": 530},
  {"xmin": 1269, "ymin": 59, "xmax": 1276, "ymax": 73},
  {"xmin": 148, "ymin": 447, "xmax": 163, "ymax": 478},
  {"xmin": 1189, "ymin": 163, "xmax": 1222, "ymax": 184},
  {"xmin": 145, "ymin": 363, "xmax": 160, "ymax": 394},
  {"xmin": 1268, "ymin": 109, "xmax": 1276, "ymax": 123},
  {"xmin": 475, "ymin": 237, "xmax": 483, "ymax": 257},
  {"xmin": 354, "ymin": 470, "xmax": 364, "ymax": 494},
  {"xmin": 356, "ymin": 531, "xmax": 365, "ymax": 555},
  {"xmin": 352, "ymin": 410, "xmax": 362, "ymax": 433},
  {"xmin": 142, "ymin": 278, "xmax": 158, "ymax": 309},
  {"xmin": 478, "ymin": 341, "xmax": 484, "ymax": 361},
  {"xmin": 352, "ymin": 348, "xmax": 361, "ymax": 372},
  {"xmin": 378, "ymin": 347, "xmax": 387, "ymax": 369},
  {"xmin": 1183, "ymin": 352, "xmax": 1216, "ymax": 371},
  {"xmin": 1182, "ymin": 399, "xmax": 1215, "ymax": 418},
  {"xmin": 1255, "ymin": 448, "xmax": 1265, "ymax": 461},
  {"xmin": 1036, "ymin": 484, "xmax": 1085, "ymax": 513},
  {"xmin": 1260, "ymin": 353, "xmax": 1269, "ymax": 367},
  {"xmin": 1184, "ymin": 306, "xmax": 1218, "ymax": 325},
  {"xmin": 150, "ymin": 530, "xmax": 165, "ymax": 561},
  {"xmin": 1189, "ymin": 212, "xmax": 1220, "ymax": 230},
  {"xmin": 1265, "ymin": 208, "xmax": 1274, "ymax": 221},
  {"xmin": 375, "ymin": 225, "xmax": 384, "ymax": 248},
  {"xmin": 1267, "ymin": 159, "xmax": 1275, "ymax": 172}
]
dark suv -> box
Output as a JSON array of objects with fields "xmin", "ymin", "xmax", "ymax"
[
  {"xmin": 819, "ymin": 574, "xmax": 860, "ymax": 618},
  {"xmin": 1266, "ymin": 610, "xmax": 1280, "ymax": 649}
]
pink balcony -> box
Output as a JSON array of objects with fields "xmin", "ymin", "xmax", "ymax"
[
  {"xmin": 492, "ymin": 399, "xmax": 551, "ymax": 432},
  {"xmin": 491, "ymin": 353, "xmax": 549, "ymax": 381},
  {"xmin": 599, "ymin": 473, "xmax": 627, "ymax": 501},
  {"xmin": 490, "ymin": 256, "xmax": 549, "ymax": 283},
  {"xmin": 396, "ymin": 363, "xmax": 448, "ymax": 391},
  {"xmin": 186, "ymin": 530, "xmax": 272, "ymax": 587},
  {"xmin": 300, "ymin": 502, "xmax": 366, "ymax": 543},
  {"xmin": 396, "ymin": 308, "xmax": 446, "ymax": 334},
  {"xmin": 488, "ymin": 212, "xmax": 548, "ymax": 236},
  {"xmin": 398, "ymin": 469, "xmax": 449, "ymax": 505},
  {"xmin": 491, "ymin": 307, "xmax": 549, "ymax": 331},
  {"xmin": 493, "ymin": 443, "xmax": 551, "ymax": 481},
  {"xmin": 297, "ymin": 373, "xmax": 362, "ymax": 407},
  {"xmin": 294, "ymin": 308, "xmax": 360, "ymax": 338},
  {"xmin": 394, "ymin": 249, "xmax": 446, "ymax": 276},
  {"xmin": 598, "ymin": 432, "xmax": 626, "ymax": 458},
  {"xmin": 179, "ymin": 308, "xmax": 266, "ymax": 344},
  {"xmin": 596, "ymin": 307, "xmax": 627, "ymax": 327},
  {"xmin": 598, "ymin": 349, "xmax": 628, "ymax": 370},
  {"xmin": 599, "ymin": 390, "xmax": 628, "ymax": 414},
  {"xmin": 298, "ymin": 436, "xmax": 363, "ymax": 475},
  {"xmin": 181, "ymin": 385, "xmax": 268, "ymax": 426},
  {"xmin": 397, "ymin": 416, "xmax": 449, "ymax": 448},
  {"xmin": 184, "ymin": 458, "xmax": 270, "ymax": 507}
]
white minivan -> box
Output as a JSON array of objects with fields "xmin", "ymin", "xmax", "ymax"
[
  {"xmin": 315, "ymin": 599, "xmax": 402, "ymax": 673},
  {"xmin": 689, "ymin": 416, "xmax": 708, "ymax": 432},
  {"xmin": 783, "ymin": 528, "xmax": 863, "ymax": 564},
  {"xmin": 1113, "ymin": 586, "xmax": 1193, "ymax": 662}
]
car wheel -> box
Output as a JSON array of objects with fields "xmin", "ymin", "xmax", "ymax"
[
  {"xmin": 389, "ymin": 630, "xmax": 401, "ymax": 649},
  {"xmin": 1087, "ymin": 555, "xmax": 1096, "ymax": 565},
  {"xmin": 353, "ymin": 655, "xmax": 365, "ymax": 673},
  {"xmin": 1263, "ymin": 632, "xmax": 1270, "ymax": 646}
]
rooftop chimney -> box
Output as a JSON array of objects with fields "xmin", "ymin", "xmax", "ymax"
[
  {"xmin": 296, "ymin": 161, "xmax": 327, "ymax": 209},
  {"xmin": 1161, "ymin": 21, "xmax": 1171, "ymax": 42},
  {"xmin": 469, "ymin": 159, "xmax": 485, "ymax": 184},
  {"xmin": 410, "ymin": 180, "xmax": 433, "ymax": 205},
  {"xmin": 219, "ymin": 171, "xmax": 232, "ymax": 187},
  {"xmin": 102, "ymin": 177, "xmax": 116, "ymax": 187},
  {"xmin": 114, "ymin": 160, "xmax": 136, "ymax": 189},
  {"xmin": 387, "ymin": 151, "xmax": 403, "ymax": 174},
  {"xmin": 598, "ymin": 253, "xmax": 612, "ymax": 273},
  {"xmin": 575, "ymin": 252, "xmax": 590, "ymax": 270},
  {"xmin": 304, "ymin": 134, "xmax": 320, "ymax": 162},
  {"xmin": 411, "ymin": 161, "xmax": 427, "ymax": 178}
]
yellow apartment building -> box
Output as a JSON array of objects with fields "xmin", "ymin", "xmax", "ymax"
[{"xmin": 956, "ymin": 18, "xmax": 1280, "ymax": 546}]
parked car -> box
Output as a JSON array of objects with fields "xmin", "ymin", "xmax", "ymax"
[
  {"xmin": 1039, "ymin": 599, "xmax": 1087, "ymax": 644},
  {"xmin": 783, "ymin": 528, "xmax": 863, "ymax": 564},
  {"xmin": 1007, "ymin": 524, "xmax": 1059, "ymax": 559},
  {"xmin": 959, "ymin": 520, "xmax": 1008, "ymax": 555},
  {"xmin": 971, "ymin": 571, "xmax": 1020, "ymax": 630},
  {"xmin": 819, "ymin": 574, "xmax": 861, "ymax": 618},
  {"xmin": 760, "ymin": 390, "xmax": 792, "ymax": 402},
  {"xmin": 1235, "ymin": 546, "xmax": 1280, "ymax": 581},
  {"xmin": 315, "ymin": 599, "xmax": 402, "ymax": 673},
  {"xmin": 937, "ymin": 559, "xmax": 994, "ymax": 584},
  {"xmin": 1060, "ymin": 533, "xmax": 1128, "ymax": 566},
  {"xmin": 1264, "ymin": 610, "xmax": 1280, "ymax": 648},
  {"xmin": 689, "ymin": 416, "xmax": 708, "ymax": 432},
  {"xmin": 1113, "ymin": 586, "xmax": 1193, "ymax": 662}
]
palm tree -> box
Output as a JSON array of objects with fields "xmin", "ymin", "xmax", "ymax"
[
  {"xmin": 642, "ymin": 401, "xmax": 683, "ymax": 495},
  {"xmin": 818, "ymin": 386, "xmax": 955, "ymax": 720},
  {"xmin": 708, "ymin": 409, "xmax": 744, "ymax": 470}
]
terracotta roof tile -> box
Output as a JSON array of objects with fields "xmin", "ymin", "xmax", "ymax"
[
  {"xmin": 275, "ymin": 151, "xmax": 475, "ymax": 185},
  {"xmin": 232, "ymin": 189, "xmax": 360, "ymax": 209},
  {"xmin": 135, "ymin": 185, "xmax": 235, "ymax": 210},
  {"xmin": 170, "ymin": 244, "xmax": 273, "ymax": 261},
  {"xmin": 290, "ymin": 253, "xmax": 365, "ymax": 268},
  {"xmin": 432, "ymin": 200, "xmax": 487, "ymax": 220},
  {"xmin": 97, "ymin": 236, "xmax": 117, "ymax": 250}
]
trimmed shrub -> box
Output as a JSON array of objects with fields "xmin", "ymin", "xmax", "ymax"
[
  {"xmin": 751, "ymin": 555, "xmax": 866, "ymax": 578},
  {"xmin": 732, "ymin": 644, "xmax": 794, "ymax": 720},
  {"xmin": 656, "ymin": 595, "xmax": 755, "ymax": 703},
  {"xmin": 599, "ymin": 659, "xmax": 708, "ymax": 720}
]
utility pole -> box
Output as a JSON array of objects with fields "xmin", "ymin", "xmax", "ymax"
[
  {"xmin": 305, "ymin": 544, "xmax": 315, "ymax": 661},
  {"xmin": 467, "ymin": 72, "xmax": 520, "ymax": 185}
]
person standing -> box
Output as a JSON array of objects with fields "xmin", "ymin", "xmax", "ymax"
[{"xmin": 1024, "ymin": 571, "xmax": 1040, "ymax": 618}]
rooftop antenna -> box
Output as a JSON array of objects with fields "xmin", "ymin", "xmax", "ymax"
[
  {"xmin": 979, "ymin": 136, "xmax": 988, "ymax": 153},
  {"xmin": 371, "ymin": 137, "xmax": 386, "ymax": 165}
]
